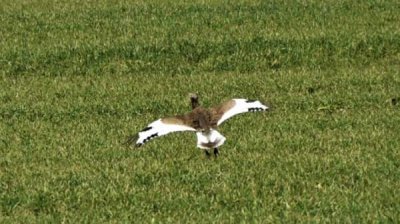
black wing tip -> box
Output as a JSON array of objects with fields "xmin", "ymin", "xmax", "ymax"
[
  {"xmin": 248, "ymin": 107, "xmax": 266, "ymax": 112},
  {"xmin": 245, "ymin": 99, "xmax": 272, "ymax": 110},
  {"xmin": 140, "ymin": 126, "xmax": 153, "ymax": 132}
]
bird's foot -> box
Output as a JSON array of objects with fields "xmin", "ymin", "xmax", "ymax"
[
  {"xmin": 204, "ymin": 150, "xmax": 211, "ymax": 158},
  {"xmin": 214, "ymin": 148, "xmax": 219, "ymax": 157}
]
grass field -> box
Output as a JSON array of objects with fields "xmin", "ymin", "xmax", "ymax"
[{"xmin": 1, "ymin": 0, "xmax": 400, "ymax": 222}]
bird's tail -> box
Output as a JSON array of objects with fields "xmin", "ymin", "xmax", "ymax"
[{"xmin": 196, "ymin": 129, "xmax": 226, "ymax": 149}]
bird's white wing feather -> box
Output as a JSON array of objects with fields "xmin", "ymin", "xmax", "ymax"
[
  {"xmin": 215, "ymin": 99, "xmax": 269, "ymax": 125},
  {"xmin": 134, "ymin": 118, "xmax": 195, "ymax": 147}
]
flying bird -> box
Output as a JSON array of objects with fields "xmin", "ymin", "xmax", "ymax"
[{"xmin": 126, "ymin": 94, "xmax": 270, "ymax": 157}]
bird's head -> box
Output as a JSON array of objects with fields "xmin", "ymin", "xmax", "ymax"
[{"xmin": 189, "ymin": 93, "xmax": 200, "ymax": 109}]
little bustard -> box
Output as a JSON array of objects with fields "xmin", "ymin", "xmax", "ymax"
[{"xmin": 126, "ymin": 94, "xmax": 269, "ymax": 157}]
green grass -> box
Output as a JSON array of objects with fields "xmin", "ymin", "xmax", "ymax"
[{"xmin": 1, "ymin": 0, "xmax": 400, "ymax": 222}]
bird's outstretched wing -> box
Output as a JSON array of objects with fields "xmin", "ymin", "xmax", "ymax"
[
  {"xmin": 126, "ymin": 116, "xmax": 196, "ymax": 147},
  {"xmin": 211, "ymin": 99, "xmax": 269, "ymax": 126}
]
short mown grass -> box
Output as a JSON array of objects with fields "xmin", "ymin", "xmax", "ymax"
[{"xmin": 1, "ymin": 0, "xmax": 400, "ymax": 222}]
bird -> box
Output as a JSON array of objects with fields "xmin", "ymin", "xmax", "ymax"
[{"xmin": 126, "ymin": 93, "xmax": 270, "ymax": 157}]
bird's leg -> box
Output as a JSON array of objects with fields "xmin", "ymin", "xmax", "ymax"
[
  {"xmin": 214, "ymin": 148, "xmax": 219, "ymax": 157},
  {"xmin": 204, "ymin": 149, "xmax": 211, "ymax": 158}
]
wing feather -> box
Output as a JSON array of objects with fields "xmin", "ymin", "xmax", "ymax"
[
  {"xmin": 211, "ymin": 99, "xmax": 269, "ymax": 126},
  {"xmin": 129, "ymin": 116, "xmax": 196, "ymax": 147}
]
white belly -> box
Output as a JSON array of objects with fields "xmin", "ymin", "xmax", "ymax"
[{"xmin": 196, "ymin": 129, "xmax": 226, "ymax": 149}]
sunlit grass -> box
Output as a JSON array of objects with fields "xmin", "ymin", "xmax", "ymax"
[{"xmin": 1, "ymin": 0, "xmax": 400, "ymax": 223}]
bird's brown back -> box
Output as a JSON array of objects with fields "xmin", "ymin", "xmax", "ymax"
[{"xmin": 187, "ymin": 107, "xmax": 216, "ymax": 130}]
